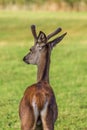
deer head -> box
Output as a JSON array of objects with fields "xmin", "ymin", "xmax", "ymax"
[{"xmin": 23, "ymin": 25, "xmax": 67, "ymax": 65}]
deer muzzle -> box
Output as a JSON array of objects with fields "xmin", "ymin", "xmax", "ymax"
[{"xmin": 23, "ymin": 56, "xmax": 30, "ymax": 64}]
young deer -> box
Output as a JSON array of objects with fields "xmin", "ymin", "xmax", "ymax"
[{"xmin": 19, "ymin": 25, "xmax": 67, "ymax": 130}]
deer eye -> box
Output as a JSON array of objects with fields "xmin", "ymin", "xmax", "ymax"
[{"xmin": 29, "ymin": 48, "xmax": 33, "ymax": 54}]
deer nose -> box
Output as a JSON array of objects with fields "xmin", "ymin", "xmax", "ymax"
[
  {"xmin": 23, "ymin": 56, "xmax": 30, "ymax": 64},
  {"xmin": 23, "ymin": 56, "xmax": 26, "ymax": 62}
]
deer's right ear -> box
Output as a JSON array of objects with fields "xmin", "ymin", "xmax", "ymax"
[
  {"xmin": 48, "ymin": 32, "xmax": 67, "ymax": 49},
  {"xmin": 37, "ymin": 31, "xmax": 47, "ymax": 43}
]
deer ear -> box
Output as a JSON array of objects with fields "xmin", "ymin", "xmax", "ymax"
[
  {"xmin": 48, "ymin": 32, "xmax": 67, "ymax": 49},
  {"xmin": 38, "ymin": 31, "xmax": 47, "ymax": 43}
]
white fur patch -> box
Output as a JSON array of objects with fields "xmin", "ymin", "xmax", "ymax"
[
  {"xmin": 32, "ymin": 97, "xmax": 39, "ymax": 129},
  {"xmin": 41, "ymin": 101, "xmax": 48, "ymax": 117},
  {"xmin": 41, "ymin": 101, "xmax": 49, "ymax": 130},
  {"xmin": 32, "ymin": 97, "xmax": 39, "ymax": 121}
]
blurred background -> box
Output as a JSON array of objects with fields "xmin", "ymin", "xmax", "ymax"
[
  {"xmin": 0, "ymin": 0, "xmax": 87, "ymax": 11},
  {"xmin": 0, "ymin": 0, "xmax": 87, "ymax": 130}
]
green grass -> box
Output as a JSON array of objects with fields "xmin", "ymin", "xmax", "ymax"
[{"xmin": 0, "ymin": 10, "xmax": 87, "ymax": 130}]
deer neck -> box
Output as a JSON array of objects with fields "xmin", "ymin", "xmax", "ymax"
[{"xmin": 37, "ymin": 49, "xmax": 51, "ymax": 83}]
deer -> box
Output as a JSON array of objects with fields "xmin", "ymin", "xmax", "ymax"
[{"xmin": 19, "ymin": 25, "xmax": 67, "ymax": 130}]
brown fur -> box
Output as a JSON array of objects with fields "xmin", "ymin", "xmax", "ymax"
[{"xmin": 19, "ymin": 81, "xmax": 58, "ymax": 130}]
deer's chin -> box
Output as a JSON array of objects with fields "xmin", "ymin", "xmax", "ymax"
[
  {"xmin": 25, "ymin": 61, "xmax": 30, "ymax": 64},
  {"xmin": 23, "ymin": 60, "xmax": 30, "ymax": 64}
]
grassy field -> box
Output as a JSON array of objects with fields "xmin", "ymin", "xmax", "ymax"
[{"xmin": 0, "ymin": 10, "xmax": 87, "ymax": 130}]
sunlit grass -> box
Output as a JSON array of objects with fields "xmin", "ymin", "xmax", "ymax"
[{"xmin": 0, "ymin": 10, "xmax": 87, "ymax": 130}]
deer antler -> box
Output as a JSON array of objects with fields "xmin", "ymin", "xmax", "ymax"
[
  {"xmin": 48, "ymin": 32, "xmax": 67, "ymax": 49},
  {"xmin": 31, "ymin": 25, "xmax": 37, "ymax": 42},
  {"xmin": 47, "ymin": 27, "xmax": 62, "ymax": 40}
]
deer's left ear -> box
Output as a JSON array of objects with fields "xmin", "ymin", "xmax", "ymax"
[
  {"xmin": 38, "ymin": 31, "xmax": 47, "ymax": 43},
  {"xmin": 48, "ymin": 32, "xmax": 67, "ymax": 49}
]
